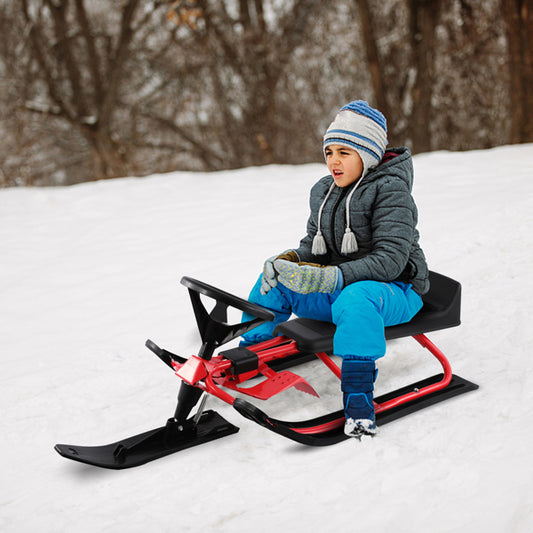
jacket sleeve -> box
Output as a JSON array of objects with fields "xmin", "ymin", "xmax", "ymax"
[{"xmin": 338, "ymin": 179, "xmax": 416, "ymax": 286}]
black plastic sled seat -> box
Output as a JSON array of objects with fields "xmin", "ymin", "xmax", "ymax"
[{"xmin": 274, "ymin": 271, "xmax": 461, "ymax": 353}]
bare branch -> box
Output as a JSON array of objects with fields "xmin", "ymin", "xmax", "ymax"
[
  {"xmin": 43, "ymin": 0, "xmax": 90, "ymax": 118},
  {"xmin": 21, "ymin": 0, "xmax": 73, "ymax": 121},
  {"xmin": 99, "ymin": 0, "xmax": 141, "ymax": 132},
  {"xmin": 73, "ymin": 0, "xmax": 103, "ymax": 105},
  {"xmin": 140, "ymin": 110, "xmax": 225, "ymax": 170}
]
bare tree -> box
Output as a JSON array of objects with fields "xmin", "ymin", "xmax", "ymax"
[
  {"xmin": 353, "ymin": 0, "xmax": 439, "ymax": 150},
  {"xmin": 20, "ymin": 0, "xmax": 144, "ymax": 180},
  {"xmin": 162, "ymin": 0, "xmax": 322, "ymax": 168},
  {"xmin": 352, "ymin": 0, "xmax": 508, "ymax": 154}
]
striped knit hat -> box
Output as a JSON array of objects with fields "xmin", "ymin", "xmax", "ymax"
[
  {"xmin": 323, "ymin": 100, "xmax": 388, "ymax": 178},
  {"xmin": 312, "ymin": 101, "xmax": 388, "ymax": 256}
]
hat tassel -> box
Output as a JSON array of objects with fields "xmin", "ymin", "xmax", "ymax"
[
  {"xmin": 341, "ymin": 228, "xmax": 358, "ymax": 254},
  {"xmin": 312, "ymin": 230, "xmax": 328, "ymax": 255}
]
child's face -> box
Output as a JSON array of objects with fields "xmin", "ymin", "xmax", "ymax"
[{"xmin": 325, "ymin": 145, "xmax": 364, "ymax": 187}]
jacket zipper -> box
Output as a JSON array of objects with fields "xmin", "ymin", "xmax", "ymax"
[{"xmin": 329, "ymin": 186, "xmax": 348, "ymax": 256}]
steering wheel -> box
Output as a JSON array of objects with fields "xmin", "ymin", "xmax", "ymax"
[
  {"xmin": 180, "ymin": 277, "xmax": 274, "ymax": 357},
  {"xmin": 181, "ymin": 277, "xmax": 274, "ymax": 321}
]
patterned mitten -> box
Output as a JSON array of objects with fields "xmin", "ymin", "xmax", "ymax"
[
  {"xmin": 261, "ymin": 250, "xmax": 299, "ymax": 295},
  {"xmin": 273, "ymin": 259, "xmax": 341, "ymax": 294}
]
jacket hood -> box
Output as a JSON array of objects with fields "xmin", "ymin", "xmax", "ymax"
[{"xmin": 362, "ymin": 146, "xmax": 414, "ymax": 192}]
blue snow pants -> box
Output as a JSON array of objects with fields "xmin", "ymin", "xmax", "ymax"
[{"xmin": 242, "ymin": 275, "xmax": 423, "ymax": 361}]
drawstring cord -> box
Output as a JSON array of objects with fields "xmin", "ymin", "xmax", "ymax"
[{"xmin": 312, "ymin": 179, "xmax": 363, "ymax": 255}]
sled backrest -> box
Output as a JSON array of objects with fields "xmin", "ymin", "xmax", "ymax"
[
  {"xmin": 385, "ymin": 271, "xmax": 461, "ymax": 339},
  {"xmin": 273, "ymin": 271, "xmax": 461, "ymax": 352}
]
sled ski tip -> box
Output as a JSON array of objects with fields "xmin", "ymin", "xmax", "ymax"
[{"xmin": 54, "ymin": 410, "xmax": 239, "ymax": 470}]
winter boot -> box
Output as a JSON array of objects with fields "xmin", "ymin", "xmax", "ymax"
[{"xmin": 341, "ymin": 359, "xmax": 378, "ymax": 438}]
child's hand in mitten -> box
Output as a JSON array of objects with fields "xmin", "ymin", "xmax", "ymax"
[
  {"xmin": 261, "ymin": 250, "xmax": 299, "ymax": 294},
  {"xmin": 273, "ymin": 260, "xmax": 343, "ymax": 294}
]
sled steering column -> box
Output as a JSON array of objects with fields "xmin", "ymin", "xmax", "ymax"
[{"xmin": 173, "ymin": 276, "xmax": 275, "ymax": 424}]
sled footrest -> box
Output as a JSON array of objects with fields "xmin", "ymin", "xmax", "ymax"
[{"xmin": 375, "ymin": 372, "xmax": 479, "ymax": 425}]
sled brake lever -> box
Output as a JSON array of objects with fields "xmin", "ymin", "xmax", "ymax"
[{"xmin": 145, "ymin": 339, "xmax": 187, "ymax": 368}]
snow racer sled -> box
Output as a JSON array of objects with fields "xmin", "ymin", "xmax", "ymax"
[{"xmin": 55, "ymin": 271, "xmax": 478, "ymax": 469}]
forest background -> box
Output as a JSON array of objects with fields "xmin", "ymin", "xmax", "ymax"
[{"xmin": 1, "ymin": 0, "xmax": 532, "ymax": 187}]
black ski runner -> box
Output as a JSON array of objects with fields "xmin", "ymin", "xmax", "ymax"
[
  {"xmin": 233, "ymin": 373, "xmax": 478, "ymax": 446},
  {"xmin": 54, "ymin": 410, "xmax": 238, "ymax": 469}
]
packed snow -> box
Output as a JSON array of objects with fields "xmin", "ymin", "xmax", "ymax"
[{"xmin": 1, "ymin": 145, "xmax": 532, "ymax": 532}]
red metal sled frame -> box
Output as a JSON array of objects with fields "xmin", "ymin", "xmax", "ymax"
[{"xmin": 172, "ymin": 332, "xmax": 453, "ymax": 434}]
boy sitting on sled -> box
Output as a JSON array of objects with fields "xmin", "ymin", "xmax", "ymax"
[{"xmin": 241, "ymin": 100, "xmax": 429, "ymax": 439}]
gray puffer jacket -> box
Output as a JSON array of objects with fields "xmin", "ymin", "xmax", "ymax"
[{"xmin": 295, "ymin": 147, "xmax": 429, "ymax": 295}]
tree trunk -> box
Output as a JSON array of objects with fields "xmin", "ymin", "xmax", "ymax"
[
  {"xmin": 356, "ymin": 1, "xmax": 391, "ymax": 121},
  {"xmin": 408, "ymin": 0, "xmax": 442, "ymax": 153},
  {"xmin": 82, "ymin": 126, "xmax": 127, "ymax": 180},
  {"xmin": 502, "ymin": 0, "xmax": 533, "ymax": 143}
]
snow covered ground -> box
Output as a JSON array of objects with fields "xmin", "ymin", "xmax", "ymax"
[{"xmin": 1, "ymin": 145, "xmax": 532, "ymax": 532}]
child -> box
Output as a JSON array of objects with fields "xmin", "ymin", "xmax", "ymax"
[{"xmin": 241, "ymin": 100, "xmax": 429, "ymax": 438}]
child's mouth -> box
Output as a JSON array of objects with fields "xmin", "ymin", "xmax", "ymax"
[{"xmin": 333, "ymin": 169, "xmax": 343, "ymax": 177}]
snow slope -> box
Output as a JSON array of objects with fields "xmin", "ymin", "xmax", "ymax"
[{"xmin": 1, "ymin": 145, "xmax": 532, "ymax": 532}]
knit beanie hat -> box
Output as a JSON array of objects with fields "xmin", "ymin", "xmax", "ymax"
[{"xmin": 323, "ymin": 100, "xmax": 388, "ymax": 178}]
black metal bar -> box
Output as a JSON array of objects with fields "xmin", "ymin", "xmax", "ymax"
[{"xmin": 233, "ymin": 373, "xmax": 479, "ymax": 446}]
